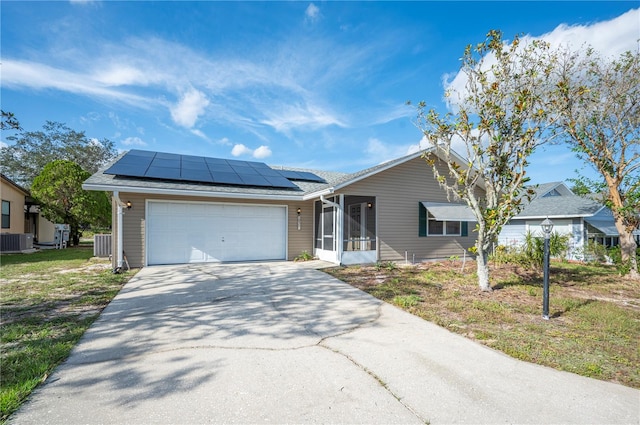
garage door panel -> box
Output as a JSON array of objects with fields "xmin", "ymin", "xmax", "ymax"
[{"xmin": 147, "ymin": 201, "xmax": 286, "ymax": 265}]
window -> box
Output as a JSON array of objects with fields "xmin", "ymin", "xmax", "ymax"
[
  {"xmin": 428, "ymin": 213, "xmax": 461, "ymax": 236},
  {"xmin": 542, "ymin": 188, "xmax": 561, "ymax": 197},
  {"xmin": 419, "ymin": 203, "xmax": 468, "ymax": 237},
  {"xmin": 1, "ymin": 200, "xmax": 9, "ymax": 229}
]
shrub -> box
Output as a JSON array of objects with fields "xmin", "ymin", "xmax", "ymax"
[{"xmin": 294, "ymin": 250, "xmax": 314, "ymax": 262}]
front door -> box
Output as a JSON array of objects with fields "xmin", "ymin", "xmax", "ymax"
[{"xmin": 348, "ymin": 203, "xmax": 366, "ymax": 250}]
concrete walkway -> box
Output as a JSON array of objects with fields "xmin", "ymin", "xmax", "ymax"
[{"xmin": 9, "ymin": 261, "xmax": 639, "ymax": 424}]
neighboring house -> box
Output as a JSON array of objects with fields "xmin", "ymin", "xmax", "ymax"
[
  {"xmin": 498, "ymin": 182, "xmax": 639, "ymax": 260},
  {"xmin": 83, "ymin": 149, "xmax": 485, "ymax": 269},
  {"xmin": 0, "ymin": 174, "xmax": 56, "ymax": 247},
  {"xmin": 1, "ymin": 173, "xmax": 29, "ymax": 234}
]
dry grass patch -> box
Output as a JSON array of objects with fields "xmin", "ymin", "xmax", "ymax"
[{"xmin": 325, "ymin": 260, "xmax": 640, "ymax": 389}]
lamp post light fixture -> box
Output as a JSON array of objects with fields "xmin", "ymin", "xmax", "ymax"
[{"xmin": 541, "ymin": 217, "xmax": 554, "ymax": 320}]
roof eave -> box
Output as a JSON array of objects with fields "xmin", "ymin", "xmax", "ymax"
[{"xmin": 82, "ymin": 183, "xmax": 306, "ymax": 202}]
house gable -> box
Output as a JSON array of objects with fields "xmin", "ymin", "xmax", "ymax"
[{"xmin": 333, "ymin": 155, "xmax": 482, "ymax": 262}]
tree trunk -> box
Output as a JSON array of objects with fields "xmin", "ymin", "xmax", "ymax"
[
  {"xmin": 619, "ymin": 231, "xmax": 639, "ymax": 280},
  {"xmin": 606, "ymin": 177, "xmax": 638, "ymax": 279},
  {"xmin": 476, "ymin": 246, "xmax": 492, "ymax": 292}
]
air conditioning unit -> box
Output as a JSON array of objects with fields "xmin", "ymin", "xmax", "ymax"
[
  {"xmin": 94, "ymin": 234, "xmax": 112, "ymax": 258},
  {"xmin": 0, "ymin": 233, "xmax": 34, "ymax": 252}
]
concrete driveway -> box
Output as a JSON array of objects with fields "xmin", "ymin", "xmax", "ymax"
[{"xmin": 10, "ymin": 261, "xmax": 639, "ymax": 424}]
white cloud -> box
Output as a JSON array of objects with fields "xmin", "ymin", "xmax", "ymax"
[
  {"xmin": 170, "ymin": 88, "xmax": 210, "ymax": 128},
  {"xmin": 445, "ymin": 9, "xmax": 640, "ymax": 108},
  {"xmin": 217, "ymin": 137, "xmax": 232, "ymax": 146},
  {"xmin": 305, "ymin": 3, "xmax": 320, "ymax": 23},
  {"xmin": 231, "ymin": 143, "xmax": 272, "ymax": 159},
  {"xmin": 539, "ymin": 8, "xmax": 639, "ymax": 57},
  {"xmin": 253, "ymin": 145, "xmax": 272, "ymax": 159},
  {"xmin": 121, "ymin": 136, "xmax": 147, "ymax": 146},
  {"xmin": 0, "ymin": 140, "xmax": 8, "ymax": 149},
  {"xmin": 231, "ymin": 144, "xmax": 253, "ymax": 157}
]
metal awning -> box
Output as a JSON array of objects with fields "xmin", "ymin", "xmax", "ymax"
[
  {"xmin": 585, "ymin": 218, "xmax": 640, "ymax": 236},
  {"xmin": 421, "ymin": 202, "xmax": 477, "ymax": 221},
  {"xmin": 585, "ymin": 219, "xmax": 618, "ymax": 236}
]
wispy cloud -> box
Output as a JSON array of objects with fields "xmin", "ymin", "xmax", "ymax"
[
  {"xmin": 2, "ymin": 14, "xmax": 408, "ymax": 144},
  {"xmin": 305, "ymin": 3, "xmax": 321, "ymax": 23},
  {"xmin": 2, "ymin": 59, "xmax": 150, "ymax": 107},
  {"xmin": 121, "ymin": 136, "xmax": 147, "ymax": 146},
  {"xmin": 260, "ymin": 102, "xmax": 346, "ymax": 134}
]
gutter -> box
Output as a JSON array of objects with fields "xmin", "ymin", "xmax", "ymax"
[{"xmin": 112, "ymin": 191, "xmax": 126, "ymax": 273}]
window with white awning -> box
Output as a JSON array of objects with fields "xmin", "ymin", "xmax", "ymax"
[{"xmin": 419, "ymin": 202, "xmax": 475, "ymax": 237}]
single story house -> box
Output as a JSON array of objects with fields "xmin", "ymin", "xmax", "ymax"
[
  {"xmin": 0, "ymin": 173, "xmax": 55, "ymax": 252},
  {"xmin": 83, "ymin": 148, "xmax": 484, "ymax": 269},
  {"xmin": 498, "ymin": 182, "xmax": 640, "ymax": 260}
]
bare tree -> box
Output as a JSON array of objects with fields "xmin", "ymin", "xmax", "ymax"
[
  {"xmin": 551, "ymin": 47, "xmax": 639, "ymax": 279},
  {"xmin": 414, "ymin": 30, "xmax": 558, "ymax": 291}
]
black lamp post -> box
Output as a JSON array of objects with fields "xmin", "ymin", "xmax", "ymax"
[{"xmin": 541, "ymin": 217, "xmax": 554, "ymax": 320}]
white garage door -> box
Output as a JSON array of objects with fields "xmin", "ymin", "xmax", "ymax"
[{"xmin": 147, "ymin": 201, "xmax": 287, "ymax": 265}]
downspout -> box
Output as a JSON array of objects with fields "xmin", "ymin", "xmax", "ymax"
[
  {"xmin": 112, "ymin": 191, "xmax": 124, "ymax": 273},
  {"xmin": 320, "ymin": 194, "xmax": 344, "ymax": 264}
]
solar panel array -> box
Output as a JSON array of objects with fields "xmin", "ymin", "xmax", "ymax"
[{"xmin": 104, "ymin": 150, "xmax": 326, "ymax": 189}]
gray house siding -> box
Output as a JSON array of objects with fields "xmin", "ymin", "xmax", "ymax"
[
  {"xmin": 338, "ymin": 156, "xmax": 479, "ymax": 262},
  {"xmin": 498, "ymin": 219, "xmax": 527, "ymax": 248}
]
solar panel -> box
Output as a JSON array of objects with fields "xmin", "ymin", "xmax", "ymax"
[
  {"xmin": 211, "ymin": 172, "xmax": 244, "ymax": 185},
  {"xmin": 103, "ymin": 150, "xmax": 322, "ymax": 189},
  {"xmin": 181, "ymin": 169, "xmax": 214, "ymax": 183},
  {"xmin": 146, "ymin": 166, "xmax": 181, "ymax": 180},
  {"xmin": 238, "ymin": 174, "xmax": 270, "ymax": 187},
  {"xmin": 277, "ymin": 170, "xmax": 326, "ymax": 183}
]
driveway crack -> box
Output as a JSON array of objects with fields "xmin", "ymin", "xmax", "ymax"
[{"xmin": 318, "ymin": 342, "xmax": 429, "ymax": 425}]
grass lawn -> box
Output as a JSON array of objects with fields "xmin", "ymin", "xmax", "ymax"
[
  {"xmin": 325, "ymin": 260, "xmax": 640, "ymax": 389},
  {"xmin": 0, "ymin": 247, "xmax": 136, "ymax": 423}
]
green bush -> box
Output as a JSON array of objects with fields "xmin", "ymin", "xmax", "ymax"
[
  {"xmin": 492, "ymin": 231, "xmax": 570, "ymax": 268},
  {"xmin": 294, "ymin": 250, "xmax": 314, "ymax": 262}
]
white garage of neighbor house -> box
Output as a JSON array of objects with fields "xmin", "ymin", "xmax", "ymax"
[{"xmin": 83, "ymin": 149, "xmax": 484, "ymax": 270}]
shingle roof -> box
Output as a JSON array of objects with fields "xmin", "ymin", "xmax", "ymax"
[{"xmin": 515, "ymin": 186, "xmax": 603, "ymax": 218}]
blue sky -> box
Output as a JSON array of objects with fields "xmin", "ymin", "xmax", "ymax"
[{"xmin": 2, "ymin": 1, "xmax": 638, "ymax": 184}]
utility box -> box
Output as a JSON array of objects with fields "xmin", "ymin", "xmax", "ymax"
[{"xmin": 54, "ymin": 224, "xmax": 70, "ymax": 249}]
